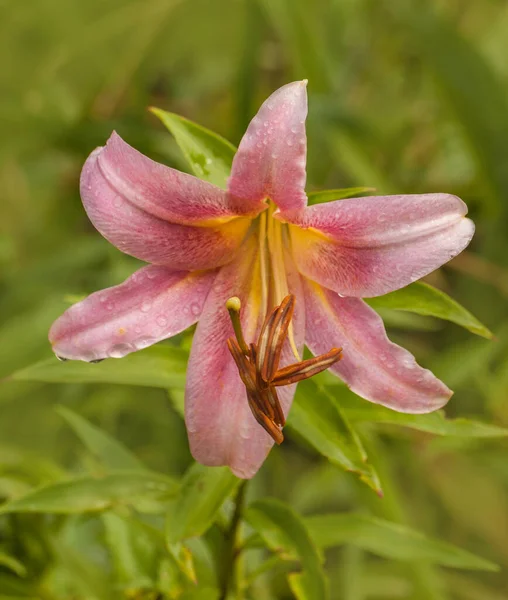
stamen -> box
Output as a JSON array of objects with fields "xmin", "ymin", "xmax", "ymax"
[
  {"xmin": 246, "ymin": 391, "xmax": 284, "ymax": 445},
  {"xmin": 260, "ymin": 295, "xmax": 295, "ymax": 382},
  {"xmin": 271, "ymin": 348, "xmax": 343, "ymax": 386},
  {"xmin": 226, "ymin": 294, "xmax": 341, "ymax": 446},
  {"xmin": 258, "ymin": 211, "xmax": 269, "ymax": 317},
  {"xmin": 226, "ymin": 297, "xmax": 250, "ymax": 356},
  {"xmin": 255, "ymin": 305, "xmax": 278, "ymax": 383}
]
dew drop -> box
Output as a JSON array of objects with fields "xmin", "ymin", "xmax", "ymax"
[
  {"xmin": 156, "ymin": 315, "xmax": 168, "ymax": 327},
  {"xmin": 141, "ymin": 300, "xmax": 152, "ymax": 313},
  {"xmin": 134, "ymin": 337, "xmax": 156, "ymax": 350},
  {"xmin": 113, "ymin": 196, "xmax": 122, "ymax": 208},
  {"xmin": 108, "ymin": 343, "xmax": 132, "ymax": 358},
  {"xmin": 106, "ymin": 302, "xmax": 114, "ymax": 310},
  {"xmin": 146, "ymin": 270, "xmax": 157, "ymax": 280},
  {"xmin": 190, "ymin": 302, "xmax": 200, "ymax": 316}
]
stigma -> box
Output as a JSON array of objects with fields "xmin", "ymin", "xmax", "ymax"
[{"xmin": 226, "ymin": 294, "xmax": 342, "ymax": 444}]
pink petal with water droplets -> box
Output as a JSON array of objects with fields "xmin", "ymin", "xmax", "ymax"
[
  {"xmin": 228, "ymin": 81, "xmax": 308, "ymax": 214},
  {"xmin": 304, "ymin": 280, "xmax": 452, "ymax": 413},
  {"xmin": 287, "ymin": 193, "xmax": 474, "ymax": 297},
  {"xmin": 185, "ymin": 241, "xmax": 305, "ymax": 478},
  {"xmin": 49, "ymin": 265, "xmax": 216, "ymax": 362},
  {"xmin": 81, "ymin": 149, "xmax": 250, "ymax": 270},
  {"xmin": 95, "ymin": 132, "xmax": 260, "ymax": 223}
]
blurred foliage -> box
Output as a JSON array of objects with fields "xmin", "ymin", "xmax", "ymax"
[{"xmin": 1, "ymin": 0, "xmax": 508, "ymax": 598}]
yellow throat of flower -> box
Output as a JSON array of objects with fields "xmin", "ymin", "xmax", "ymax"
[{"xmin": 258, "ymin": 202, "xmax": 300, "ymax": 361}]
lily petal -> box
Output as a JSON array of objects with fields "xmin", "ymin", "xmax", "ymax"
[
  {"xmin": 81, "ymin": 148, "xmax": 250, "ymax": 270},
  {"xmin": 92, "ymin": 132, "xmax": 260, "ymax": 224},
  {"xmin": 303, "ymin": 280, "xmax": 452, "ymax": 413},
  {"xmin": 185, "ymin": 241, "xmax": 305, "ymax": 478},
  {"xmin": 49, "ymin": 265, "xmax": 216, "ymax": 362},
  {"xmin": 228, "ymin": 81, "xmax": 308, "ymax": 214},
  {"xmin": 288, "ymin": 194, "xmax": 474, "ymax": 297}
]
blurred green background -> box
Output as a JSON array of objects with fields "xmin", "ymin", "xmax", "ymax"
[{"xmin": 1, "ymin": 0, "xmax": 508, "ymax": 598}]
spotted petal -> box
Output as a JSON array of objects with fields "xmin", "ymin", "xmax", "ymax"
[
  {"xmin": 49, "ymin": 265, "xmax": 216, "ymax": 362},
  {"xmin": 81, "ymin": 145, "xmax": 250, "ymax": 270},
  {"xmin": 287, "ymin": 194, "xmax": 474, "ymax": 297},
  {"xmin": 228, "ymin": 81, "xmax": 308, "ymax": 214},
  {"xmin": 304, "ymin": 280, "xmax": 452, "ymax": 413},
  {"xmin": 185, "ymin": 240, "xmax": 305, "ymax": 478}
]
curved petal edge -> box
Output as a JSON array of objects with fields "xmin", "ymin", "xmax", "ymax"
[
  {"xmin": 303, "ymin": 280, "xmax": 452, "ymax": 413},
  {"xmin": 49, "ymin": 265, "xmax": 216, "ymax": 362}
]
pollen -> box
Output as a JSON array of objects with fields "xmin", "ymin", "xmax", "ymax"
[{"xmin": 117, "ymin": 327, "xmax": 126, "ymax": 335}]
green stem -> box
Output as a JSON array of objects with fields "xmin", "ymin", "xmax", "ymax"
[{"xmin": 219, "ymin": 481, "xmax": 248, "ymax": 600}]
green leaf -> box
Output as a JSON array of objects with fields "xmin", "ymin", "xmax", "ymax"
[
  {"xmin": 245, "ymin": 498, "xmax": 329, "ymax": 600},
  {"xmin": 0, "ymin": 552, "xmax": 26, "ymax": 578},
  {"xmin": 56, "ymin": 406, "xmax": 146, "ymax": 471},
  {"xmin": 366, "ymin": 282, "xmax": 492, "ymax": 339},
  {"xmin": 340, "ymin": 393, "xmax": 508, "ymax": 438},
  {"xmin": 166, "ymin": 463, "xmax": 240, "ymax": 544},
  {"xmin": 10, "ymin": 346, "xmax": 188, "ymax": 388},
  {"xmin": 0, "ymin": 471, "xmax": 178, "ymax": 515},
  {"xmin": 102, "ymin": 512, "xmax": 161, "ymax": 590},
  {"xmin": 304, "ymin": 513, "xmax": 498, "ymax": 572},
  {"xmin": 150, "ymin": 108, "xmax": 236, "ymax": 188},
  {"xmin": 288, "ymin": 380, "xmax": 382, "ymax": 495},
  {"xmin": 307, "ymin": 187, "xmax": 376, "ymax": 204}
]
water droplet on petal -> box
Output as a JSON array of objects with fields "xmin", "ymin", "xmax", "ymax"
[
  {"xmin": 108, "ymin": 343, "xmax": 132, "ymax": 358},
  {"xmin": 156, "ymin": 315, "xmax": 168, "ymax": 327},
  {"xmin": 146, "ymin": 270, "xmax": 157, "ymax": 280},
  {"xmin": 190, "ymin": 302, "xmax": 200, "ymax": 316},
  {"xmin": 113, "ymin": 196, "xmax": 122, "ymax": 208},
  {"xmin": 141, "ymin": 300, "xmax": 152, "ymax": 313},
  {"xmin": 106, "ymin": 302, "xmax": 114, "ymax": 310}
]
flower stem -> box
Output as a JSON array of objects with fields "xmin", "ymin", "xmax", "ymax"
[{"xmin": 219, "ymin": 481, "xmax": 248, "ymax": 600}]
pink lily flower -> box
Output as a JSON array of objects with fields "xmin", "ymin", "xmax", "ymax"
[{"xmin": 49, "ymin": 81, "xmax": 474, "ymax": 478}]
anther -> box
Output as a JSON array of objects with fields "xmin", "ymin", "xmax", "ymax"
[{"xmin": 226, "ymin": 294, "xmax": 343, "ymax": 445}]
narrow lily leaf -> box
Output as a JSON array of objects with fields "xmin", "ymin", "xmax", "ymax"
[
  {"xmin": 397, "ymin": 3, "xmax": 508, "ymax": 212},
  {"xmin": 150, "ymin": 108, "xmax": 236, "ymax": 188},
  {"xmin": 56, "ymin": 406, "xmax": 146, "ymax": 471},
  {"xmin": 340, "ymin": 392, "xmax": 508, "ymax": 438},
  {"xmin": 245, "ymin": 498, "xmax": 329, "ymax": 600},
  {"xmin": 304, "ymin": 513, "xmax": 498, "ymax": 571},
  {"xmin": 0, "ymin": 471, "xmax": 178, "ymax": 515},
  {"xmin": 0, "ymin": 552, "xmax": 26, "ymax": 577},
  {"xmin": 166, "ymin": 463, "xmax": 240, "ymax": 544},
  {"xmin": 307, "ymin": 187, "xmax": 376, "ymax": 204},
  {"xmin": 102, "ymin": 512, "xmax": 161, "ymax": 590},
  {"xmin": 288, "ymin": 380, "xmax": 382, "ymax": 495},
  {"xmin": 367, "ymin": 281, "xmax": 492, "ymax": 339},
  {"xmin": 10, "ymin": 346, "xmax": 188, "ymax": 388}
]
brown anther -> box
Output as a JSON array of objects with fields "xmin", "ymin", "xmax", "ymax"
[{"xmin": 226, "ymin": 294, "xmax": 342, "ymax": 445}]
